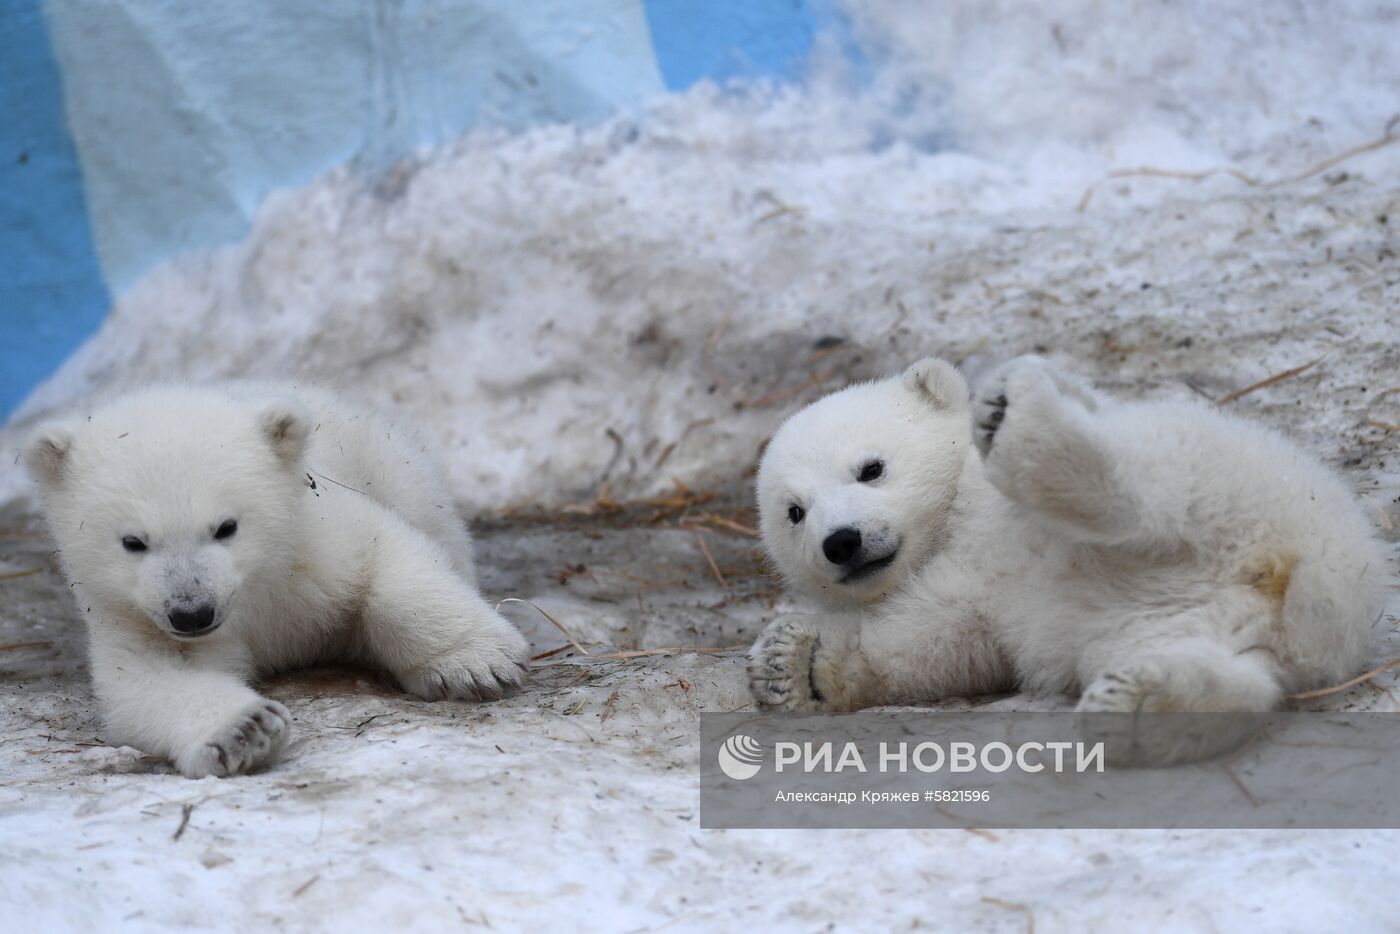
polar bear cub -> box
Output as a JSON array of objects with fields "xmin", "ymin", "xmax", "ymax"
[
  {"xmin": 749, "ymin": 356, "xmax": 1390, "ymax": 757},
  {"xmin": 25, "ymin": 384, "xmax": 530, "ymax": 777}
]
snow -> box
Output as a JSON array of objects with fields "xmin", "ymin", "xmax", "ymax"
[{"xmin": 2, "ymin": 1, "xmax": 1399, "ymax": 929}]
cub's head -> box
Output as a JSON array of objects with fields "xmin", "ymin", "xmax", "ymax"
[
  {"xmin": 757, "ymin": 358, "xmax": 973, "ymax": 607},
  {"xmin": 24, "ymin": 387, "xmax": 311, "ymax": 641}
]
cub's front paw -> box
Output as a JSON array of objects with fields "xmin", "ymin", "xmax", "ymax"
[
  {"xmin": 974, "ymin": 356, "xmax": 1050, "ymax": 458},
  {"xmin": 748, "ymin": 619, "xmax": 824, "ymax": 712},
  {"xmin": 973, "ymin": 388, "xmax": 1009, "ymax": 455},
  {"xmin": 177, "ymin": 700, "xmax": 291, "ymax": 778},
  {"xmin": 973, "ymin": 355, "xmax": 1097, "ymax": 459},
  {"xmin": 397, "ymin": 623, "xmax": 531, "ymax": 702}
]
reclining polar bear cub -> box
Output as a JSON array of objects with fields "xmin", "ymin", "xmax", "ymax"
[
  {"xmin": 749, "ymin": 356, "xmax": 1390, "ymax": 758},
  {"xmin": 25, "ymin": 384, "xmax": 529, "ymax": 778}
]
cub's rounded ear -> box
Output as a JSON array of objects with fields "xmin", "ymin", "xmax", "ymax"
[
  {"xmin": 23, "ymin": 422, "xmax": 77, "ymax": 489},
  {"xmin": 257, "ymin": 399, "xmax": 312, "ymax": 466},
  {"xmin": 901, "ymin": 358, "xmax": 969, "ymax": 412}
]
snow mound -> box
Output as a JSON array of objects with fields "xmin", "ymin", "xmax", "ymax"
[{"xmin": 2, "ymin": 0, "xmax": 1397, "ymax": 512}]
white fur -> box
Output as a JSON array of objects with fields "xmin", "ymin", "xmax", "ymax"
[
  {"xmin": 25, "ymin": 383, "xmax": 529, "ymax": 778},
  {"xmin": 750, "ymin": 356, "xmax": 1391, "ymax": 758}
]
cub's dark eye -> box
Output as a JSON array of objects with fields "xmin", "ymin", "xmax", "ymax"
[
  {"xmin": 214, "ymin": 520, "xmax": 238, "ymax": 541},
  {"xmin": 858, "ymin": 460, "xmax": 884, "ymax": 483},
  {"xmin": 121, "ymin": 536, "xmax": 147, "ymax": 553},
  {"xmin": 787, "ymin": 505, "xmax": 806, "ymax": 525}
]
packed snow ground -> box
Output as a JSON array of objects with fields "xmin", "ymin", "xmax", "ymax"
[{"xmin": 2, "ymin": 1, "xmax": 1399, "ymax": 929}]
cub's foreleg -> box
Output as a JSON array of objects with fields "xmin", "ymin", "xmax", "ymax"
[
  {"xmin": 974, "ymin": 356, "xmax": 1179, "ymax": 546},
  {"xmin": 748, "ymin": 597, "xmax": 1010, "ymax": 712},
  {"xmin": 89, "ymin": 629, "xmax": 291, "ymax": 778},
  {"xmin": 356, "ymin": 509, "xmax": 530, "ymax": 701}
]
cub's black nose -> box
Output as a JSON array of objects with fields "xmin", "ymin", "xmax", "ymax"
[
  {"xmin": 168, "ymin": 604, "xmax": 217, "ymax": 635},
  {"xmin": 822, "ymin": 528, "xmax": 862, "ymax": 565}
]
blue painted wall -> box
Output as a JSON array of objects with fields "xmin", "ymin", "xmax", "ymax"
[
  {"xmin": 0, "ymin": 0, "xmax": 111, "ymax": 421},
  {"xmin": 643, "ymin": 0, "xmax": 815, "ymax": 90},
  {"xmin": 43, "ymin": 0, "xmax": 670, "ymax": 296},
  {"xmin": 1, "ymin": 1, "xmax": 828, "ymax": 419}
]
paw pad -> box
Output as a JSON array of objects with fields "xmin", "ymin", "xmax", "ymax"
[{"xmin": 747, "ymin": 620, "xmax": 822, "ymax": 712}]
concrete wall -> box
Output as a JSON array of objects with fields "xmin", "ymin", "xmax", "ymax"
[{"xmin": 1, "ymin": 0, "xmax": 826, "ymax": 417}]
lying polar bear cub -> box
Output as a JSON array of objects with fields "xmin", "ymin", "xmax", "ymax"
[
  {"xmin": 25, "ymin": 384, "xmax": 529, "ymax": 778},
  {"xmin": 750, "ymin": 356, "xmax": 1389, "ymax": 752}
]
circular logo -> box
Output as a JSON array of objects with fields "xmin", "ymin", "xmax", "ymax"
[{"xmin": 717, "ymin": 734, "xmax": 764, "ymax": 781}]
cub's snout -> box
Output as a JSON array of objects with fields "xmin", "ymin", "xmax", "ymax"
[
  {"xmin": 822, "ymin": 527, "xmax": 862, "ymax": 564},
  {"xmin": 168, "ymin": 603, "xmax": 219, "ymax": 636}
]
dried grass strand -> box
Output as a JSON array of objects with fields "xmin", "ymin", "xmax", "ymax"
[
  {"xmin": 1363, "ymin": 387, "xmax": 1400, "ymax": 432},
  {"xmin": 1215, "ymin": 355, "xmax": 1326, "ymax": 406},
  {"xmin": 1078, "ymin": 166, "xmax": 1260, "ymax": 212},
  {"xmin": 1078, "ymin": 113, "xmax": 1400, "ymax": 211},
  {"xmin": 600, "ymin": 690, "xmax": 621, "ymax": 722},
  {"xmin": 654, "ymin": 418, "xmax": 716, "ymax": 470},
  {"xmin": 1273, "ymin": 112, "xmax": 1400, "ymax": 185},
  {"xmin": 740, "ymin": 366, "xmax": 842, "ymax": 410},
  {"xmin": 599, "ymin": 645, "xmax": 745, "ymax": 660},
  {"xmin": 693, "ymin": 531, "xmax": 729, "ymax": 590},
  {"xmin": 1360, "ymin": 494, "xmax": 1395, "ymax": 531},
  {"xmin": 497, "ymin": 597, "xmax": 593, "ymax": 658},
  {"xmin": 682, "ymin": 514, "xmax": 758, "ymax": 538},
  {"xmin": 981, "ymin": 897, "xmax": 1035, "ymax": 934},
  {"xmin": 500, "ymin": 599, "xmax": 745, "ymax": 664},
  {"xmin": 0, "ymin": 641, "xmax": 54, "ymax": 653},
  {"xmin": 1289, "ymin": 655, "xmax": 1400, "ymax": 700},
  {"xmin": 171, "ymin": 802, "xmax": 195, "ymax": 842}
]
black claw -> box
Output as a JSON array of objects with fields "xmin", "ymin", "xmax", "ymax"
[
  {"xmin": 807, "ymin": 636, "xmax": 825, "ymax": 704},
  {"xmin": 979, "ymin": 390, "xmax": 1010, "ymax": 451}
]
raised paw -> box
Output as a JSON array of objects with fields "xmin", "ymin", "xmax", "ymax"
[
  {"xmin": 973, "ymin": 356, "xmax": 1099, "ymax": 459},
  {"xmin": 748, "ymin": 619, "xmax": 824, "ymax": 712},
  {"xmin": 972, "ymin": 356, "xmax": 1049, "ymax": 459},
  {"xmin": 396, "ymin": 627, "xmax": 531, "ymax": 702},
  {"xmin": 974, "ymin": 391, "xmax": 1009, "ymax": 453},
  {"xmin": 177, "ymin": 699, "xmax": 291, "ymax": 778}
]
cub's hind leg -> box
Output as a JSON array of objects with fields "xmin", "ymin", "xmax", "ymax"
[{"xmin": 1076, "ymin": 617, "xmax": 1283, "ymax": 765}]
